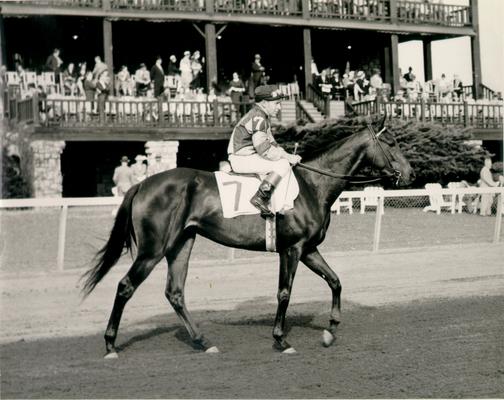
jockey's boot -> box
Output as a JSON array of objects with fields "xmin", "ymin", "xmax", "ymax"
[{"xmin": 250, "ymin": 172, "xmax": 282, "ymax": 218}]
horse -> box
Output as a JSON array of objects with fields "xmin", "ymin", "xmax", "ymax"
[{"xmin": 82, "ymin": 114, "xmax": 414, "ymax": 358}]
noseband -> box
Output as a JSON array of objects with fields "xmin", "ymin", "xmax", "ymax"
[{"xmin": 296, "ymin": 123, "xmax": 402, "ymax": 185}]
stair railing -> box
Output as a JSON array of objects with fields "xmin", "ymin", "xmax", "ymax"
[
  {"xmin": 306, "ymin": 83, "xmax": 331, "ymax": 118},
  {"xmin": 295, "ymin": 100, "xmax": 315, "ymax": 123}
]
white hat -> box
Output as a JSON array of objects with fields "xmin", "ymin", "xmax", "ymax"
[{"xmin": 135, "ymin": 154, "xmax": 146, "ymax": 161}]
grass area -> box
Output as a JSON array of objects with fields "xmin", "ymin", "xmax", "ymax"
[{"xmin": 1, "ymin": 205, "xmax": 500, "ymax": 273}]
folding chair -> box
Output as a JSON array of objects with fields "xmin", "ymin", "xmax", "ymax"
[
  {"xmin": 360, "ymin": 186, "xmax": 384, "ymax": 214},
  {"xmin": 447, "ymin": 181, "xmax": 469, "ymax": 213},
  {"xmin": 422, "ymin": 183, "xmax": 453, "ymax": 214}
]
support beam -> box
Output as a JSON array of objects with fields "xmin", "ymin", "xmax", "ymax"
[
  {"xmin": 423, "ymin": 39, "xmax": 433, "ymax": 82},
  {"xmin": 390, "ymin": 34, "xmax": 400, "ymax": 95},
  {"xmin": 303, "ymin": 28, "xmax": 312, "ymax": 94},
  {"xmin": 103, "ymin": 18, "xmax": 113, "ymax": 75},
  {"xmin": 0, "ymin": 14, "xmax": 6, "ymax": 68},
  {"xmin": 205, "ymin": 23, "xmax": 218, "ymax": 92},
  {"xmin": 470, "ymin": 0, "xmax": 482, "ymax": 99}
]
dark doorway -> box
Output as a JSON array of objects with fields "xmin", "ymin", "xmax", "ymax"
[
  {"xmin": 177, "ymin": 140, "xmax": 228, "ymax": 171},
  {"xmin": 61, "ymin": 141, "xmax": 145, "ymax": 197}
]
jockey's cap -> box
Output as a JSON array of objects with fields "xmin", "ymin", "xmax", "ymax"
[{"xmin": 254, "ymin": 85, "xmax": 288, "ymax": 102}]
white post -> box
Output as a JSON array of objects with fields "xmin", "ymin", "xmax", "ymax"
[
  {"xmin": 493, "ymin": 192, "xmax": 502, "ymax": 243},
  {"xmin": 57, "ymin": 205, "xmax": 68, "ymax": 271},
  {"xmin": 227, "ymin": 247, "xmax": 235, "ymax": 261},
  {"xmin": 372, "ymin": 196, "xmax": 383, "ymax": 252}
]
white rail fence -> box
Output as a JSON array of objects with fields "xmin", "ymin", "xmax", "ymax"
[{"xmin": 0, "ymin": 187, "xmax": 502, "ymax": 272}]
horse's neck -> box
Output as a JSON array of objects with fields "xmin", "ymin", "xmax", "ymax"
[{"xmin": 300, "ymin": 133, "xmax": 367, "ymax": 211}]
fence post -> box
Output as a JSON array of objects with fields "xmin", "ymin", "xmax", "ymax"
[
  {"xmin": 420, "ymin": 98, "xmax": 426, "ymax": 123},
  {"xmin": 32, "ymin": 92, "xmax": 39, "ymax": 124},
  {"xmin": 493, "ymin": 192, "xmax": 502, "ymax": 243},
  {"xmin": 227, "ymin": 248, "xmax": 235, "ymax": 261},
  {"xmin": 372, "ymin": 196, "xmax": 383, "ymax": 252},
  {"xmin": 158, "ymin": 97, "xmax": 164, "ymax": 127},
  {"xmin": 57, "ymin": 205, "xmax": 68, "ymax": 272},
  {"xmin": 212, "ymin": 99, "xmax": 219, "ymax": 126},
  {"xmin": 463, "ymin": 100, "xmax": 468, "ymax": 127}
]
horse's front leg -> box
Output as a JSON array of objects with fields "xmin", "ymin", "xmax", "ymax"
[
  {"xmin": 273, "ymin": 247, "xmax": 301, "ymax": 353},
  {"xmin": 301, "ymin": 248, "xmax": 341, "ymax": 347}
]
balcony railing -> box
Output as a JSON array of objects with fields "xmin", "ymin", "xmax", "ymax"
[
  {"xmin": 36, "ymin": 97, "xmax": 253, "ymax": 129},
  {"xmin": 351, "ymin": 98, "xmax": 503, "ymax": 130},
  {"xmin": 396, "ymin": 0, "xmax": 470, "ymax": 26},
  {"xmin": 2, "ymin": 0, "xmax": 472, "ymax": 28}
]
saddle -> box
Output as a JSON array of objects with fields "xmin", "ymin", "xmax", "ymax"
[{"xmin": 214, "ymin": 170, "xmax": 299, "ymax": 219}]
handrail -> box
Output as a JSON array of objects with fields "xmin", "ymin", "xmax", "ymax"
[
  {"xmin": 0, "ymin": 0, "xmax": 472, "ymax": 28},
  {"xmin": 463, "ymin": 84, "xmax": 498, "ymax": 101},
  {"xmin": 352, "ymin": 97, "xmax": 503, "ymax": 129},
  {"xmin": 307, "ymin": 83, "xmax": 330, "ymax": 118},
  {"xmin": 295, "ymin": 100, "xmax": 315, "ymax": 123}
]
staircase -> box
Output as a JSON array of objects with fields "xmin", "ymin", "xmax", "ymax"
[{"xmin": 298, "ymin": 100, "xmax": 325, "ymax": 122}]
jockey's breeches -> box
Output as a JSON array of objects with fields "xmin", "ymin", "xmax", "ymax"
[{"xmin": 228, "ymin": 154, "xmax": 290, "ymax": 178}]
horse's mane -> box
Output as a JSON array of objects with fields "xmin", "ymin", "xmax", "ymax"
[{"xmin": 274, "ymin": 115, "xmax": 384, "ymax": 161}]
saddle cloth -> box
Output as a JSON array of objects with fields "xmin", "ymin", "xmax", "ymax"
[{"xmin": 214, "ymin": 170, "xmax": 299, "ymax": 218}]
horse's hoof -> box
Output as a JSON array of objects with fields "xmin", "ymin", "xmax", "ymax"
[
  {"xmin": 205, "ymin": 346, "xmax": 220, "ymax": 353},
  {"xmin": 104, "ymin": 351, "xmax": 118, "ymax": 359},
  {"xmin": 282, "ymin": 347, "xmax": 297, "ymax": 354},
  {"xmin": 322, "ymin": 329, "xmax": 335, "ymax": 347}
]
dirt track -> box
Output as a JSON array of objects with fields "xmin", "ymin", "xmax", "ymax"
[{"xmin": 1, "ymin": 244, "xmax": 504, "ymax": 398}]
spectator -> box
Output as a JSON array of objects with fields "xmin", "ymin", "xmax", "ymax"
[
  {"xmin": 353, "ymin": 70, "xmax": 368, "ymax": 101},
  {"xmin": 228, "ymin": 72, "xmax": 246, "ymax": 117},
  {"xmin": 76, "ymin": 62, "xmax": 87, "ymax": 96},
  {"xmin": 45, "ymin": 48, "xmax": 63, "ymax": 83},
  {"xmin": 438, "ymin": 73, "xmax": 452, "ymax": 102},
  {"xmin": 406, "ymin": 73, "xmax": 420, "ymax": 101},
  {"xmin": 62, "ymin": 63, "xmax": 77, "ymax": 96},
  {"xmin": 167, "ymin": 55, "xmax": 180, "ymax": 76},
  {"xmin": 112, "ymin": 156, "xmax": 133, "ymax": 196},
  {"xmin": 329, "ymin": 69, "xmax": 343, "ymax": 99},
  {"xmin": 316, "ymin": 69, "xmax": 332, "ymax": 95},
  {"xmin": 190, "ymin": 50, "xmax": 204, "ymax": 89},
  {"xmin": 249, "ymin": 53, "xmax": 265, "ymax": 98},
  {"xmin": 403, "ymin": 66, "xmax": 414, "ymax": 82},
  {"xmin": 117, "ymin": 65, "xmax": 132, "ymax": 96},
  {"xmin": 453, "ymin": 74, "xmax": 463, "ymax": 100},
  {"xmin": 83, "ymin": 71, "xmax": 96, "ymax": 101},
  {"xmin": 92, "ymin": 56, "xmax": 108, "ymax": 80},
  {"xmin": 150, "ymin": 56, "xmax": 165, "ymax": 98},
  {"xmin": 134, "ymin": 63, "xmax": 151, "ymax": 96},
  {"xmin": 131, "ymin": 155, "xmax": 147, "ymax": 182},
  {"xmin": 479, "ymin": 157, "xmax": 502, "ymax": 216},
  {"xmin": 13, "ymin": 53, "xmax": 24, "ymax": 70},
  {"xmin": 370, "ymin": 68, "xmax": 383, "ymax": 91},
  {"xmin": 96, "ymin": 71, "xmax": 111, "ymax": 119},
  {"xmin": 179, "ymin": 51, "xmax": 193, "ymax": 90},
  {"xmin": 16, "ymin": 64, "xmax": 26, "ymax": 90},
  {"xmin": 311, "ymin": 58, "xmax": 320, "ymax": 79}
]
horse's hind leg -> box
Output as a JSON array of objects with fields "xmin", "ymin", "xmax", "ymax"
[
  {"xmin": 165, "ymin": 231, "xmax": 218, "ymax": 353},
  {"xmin": 104, "ymin": 252, "xmax": 164, "ymax": 358}
]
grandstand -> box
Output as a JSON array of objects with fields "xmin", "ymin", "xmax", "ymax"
[{"xmin": 0, "ymin": 0, "xmax": 502, "ymax": 197}]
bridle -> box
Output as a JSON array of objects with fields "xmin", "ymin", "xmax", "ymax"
[{"xmin": 296, "ymin": 124, "xmax": 402, "ymax": 185}]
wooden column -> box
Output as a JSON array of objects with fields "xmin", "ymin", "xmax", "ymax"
[
  {"xmin": 423, "ymin": 39, "xmax": 433, "ymax": 82},
  {"xmin": 470, "ymin": 0, "xmax": 482, "ymax": 99},
  {"xmin": 303, "ymin": 28, "xmax": 312, "ymax": 95},
  {"xmin": 0, "ymin": 14, "xmax": 6, "ymax": 68},
  {"xmin": 103, "ymin": 18, "xmax": 114, "ymax": 74},
  {"xmin": 205, "ymin": 23, "xmax": 218, "ymax": 92},
  {"xmin": 383, "ymin": 44, "xmax": 392, "ymax": 88},
  {"xmin": 390, "ymin": 34, "xmax": 400, "ymax": 95}
]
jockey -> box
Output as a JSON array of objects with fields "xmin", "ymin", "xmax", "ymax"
[{"xmin": 227, "ymin": 84, "xmax": 302, "ymax": 217}]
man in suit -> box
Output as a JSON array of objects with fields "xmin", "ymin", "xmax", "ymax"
[
  {"xmin": 150, "ymin": 56, "xmax": 165, "ymax": 98},
  {"xmin": 249, "ymin": 54, "xmax": 265, "ymax": 98},
  {"xmin": 45, "ymin": 48, "xmax": 63, "ymax": 83}
]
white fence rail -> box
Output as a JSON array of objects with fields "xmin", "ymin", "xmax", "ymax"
[{"xmin": 1, "ymin": 187, "xmax": 502, "ymax": 272}]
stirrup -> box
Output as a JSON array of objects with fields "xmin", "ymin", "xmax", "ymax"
[{"xmin": 250, "ymin": 196, "xmax": 274, "ymax": 218}]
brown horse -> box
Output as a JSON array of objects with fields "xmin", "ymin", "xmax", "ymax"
[{"xmin": 82, "ymin": 115, "xmax": 414, "ymax": 358}]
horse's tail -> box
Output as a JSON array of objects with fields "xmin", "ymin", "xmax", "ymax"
[{"xmin": 81, "ymin": 184, "xmax": 140, "ymax": 297}]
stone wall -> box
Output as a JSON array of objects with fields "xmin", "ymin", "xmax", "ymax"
[{"xmin": 29, "ymin": 140, "xmax": 65, "ymax": 198}]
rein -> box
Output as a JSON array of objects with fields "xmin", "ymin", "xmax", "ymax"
[{"xmin": 295, "ymin": 125, "xmax": 402, "ymax": 185}]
